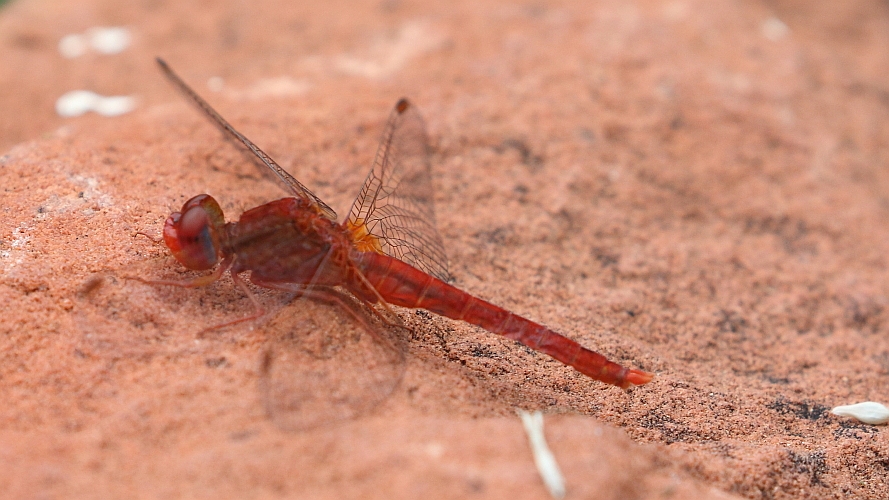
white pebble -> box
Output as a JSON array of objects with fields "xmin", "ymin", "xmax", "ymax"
[
  {"xmin": 831, "ymin": 402, "xmax": 889, "ymax": 425},
  {"xmin": 58, "ymin": 34, "xmax": 88, "ymax": 59},
  {"xmin": 58, "ymin": 27, "xmax": 131, "ymax": 58},
  {"xmin": 56, "ymin": 90, "xmax": 137, "ymax": 117},
  {"xmin": 56, "ymin": 90, "xmax": 101, "ymax": 117},
  {"xmin": 87, "ymin": 27, "xmax": 131, "ymax": 54},
  {"xmin": 92, "ymin": 95, "xmax": 137, "ymax": 116}
]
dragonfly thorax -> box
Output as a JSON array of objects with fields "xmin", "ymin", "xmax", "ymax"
[{"xmin": 226, "ymin": 197, "xmax": 351, "ymax": 286}]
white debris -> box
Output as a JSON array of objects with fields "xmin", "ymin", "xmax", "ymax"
[
  {"xmin": 762, "ymin": 17, "xmax": 789, "ymax": 41},
  {"xmin": 92, "ymin": 95, "xmax": 138, "ymax": 116},
  {"xmin": 58, "ymin": 27, "xmax": 131, "ymax": 58},
  {"xmin": 56, "ymin": 90, "xmax": 100, "ymax": 117},
  {"xmin": 518, "ymin": 410, "xmax": 566, "ymax": 499},
  {"xmin": 58, "ymin": 34, "xmax": 88, "ymax": 59},
  {"xmin": 56, "ymin": 90, "xmax": 137, "ymax": 117},
  {"xmin": 87, "ymin": 27, "xmax": 131, "ymax": 54},
  {"xmin": 1, "ymin": 224, "xmax": 31, "ymax": 275},
  {"xmin": 831, "ymin": 402, "xmax": 889, "ymax": 425}
]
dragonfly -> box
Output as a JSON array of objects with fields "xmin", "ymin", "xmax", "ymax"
[{"xmin": 145, "ymin": 58, "xmax": 653, "ymax": 391}]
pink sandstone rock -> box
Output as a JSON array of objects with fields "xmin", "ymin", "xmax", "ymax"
[{"xmin": 1, "ymin": 0, "xmax": 888, "ymax": 498}]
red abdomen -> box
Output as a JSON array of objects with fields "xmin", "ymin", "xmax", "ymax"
[{"xmin": 351, "ymin": 251, "xmax": 653, "ymax": 388}]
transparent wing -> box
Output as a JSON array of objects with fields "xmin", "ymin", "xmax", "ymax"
[
  {"xmin": 157, "ymin": 58, "xmax": 337, "ymax": 221},
  {"xmin": 347, "ymin": 99, "xmax": 449, "ymax": 281}
]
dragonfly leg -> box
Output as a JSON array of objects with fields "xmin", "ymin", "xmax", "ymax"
[
  {"xmin": 345, "ymin": 263, "xmax": 414, "ymax": 336},
  {"xmin": 124, "ymin": 256, "xmax": 233, "ymax": 288},
  {"xmin": 249, "ymin": 279, "xmax": 373, "ymax": 329},
  {"xmin": 250, "ymin": 278, "xmax": 406, "ymax": 354},
  {"xmin": 125, "ymin": 258, "xmax": 264, "ymax": 335},
  {"xmin": 134, "ymin": 231, "xmax": 164, "ymax": 245},
  {"xmin": 195, "ymin": 270, "xmax": 267, "ymax": 337}
]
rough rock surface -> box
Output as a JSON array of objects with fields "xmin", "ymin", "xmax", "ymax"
[{"xmin": 2, "ymin": 0, "xmax": 888, "ymax": 498}]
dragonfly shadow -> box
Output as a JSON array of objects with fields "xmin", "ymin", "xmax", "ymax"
[{"xmin": 76, "ymin": 264, "xmax": 405, "ymax": 432}]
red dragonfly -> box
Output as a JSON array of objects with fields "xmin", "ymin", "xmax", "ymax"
[{"xmin": 148, "ymin": 58, "xmax": 652, "ymax": 390}]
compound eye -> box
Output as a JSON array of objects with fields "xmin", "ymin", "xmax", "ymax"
[{"xmin": 163, "ymin": 195, "xmax": 225, "ymax": 270}]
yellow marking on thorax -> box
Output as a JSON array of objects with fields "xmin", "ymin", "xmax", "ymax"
[{"xmin": 345, "ymin": 219, "xmax": 384, "ymax": 254}]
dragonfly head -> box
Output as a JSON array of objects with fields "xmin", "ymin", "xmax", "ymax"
[{"xmin": 163, "ymin": 194, "xmax": 226, "ymax": 270}]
